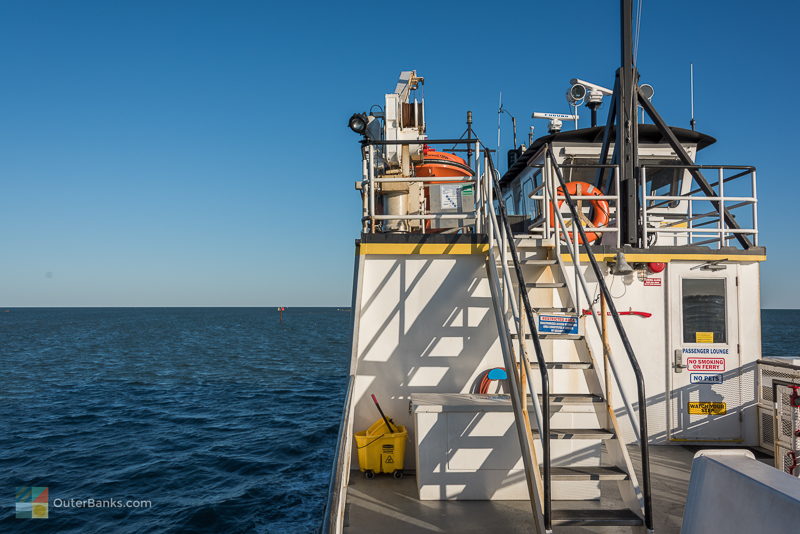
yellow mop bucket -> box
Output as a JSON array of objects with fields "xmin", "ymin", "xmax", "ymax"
[
  {"xmin": 354, "ymin": 418, "xmax": 407, "ymax": 479},
  {"xmin": 355, "ymin": 394, "xmax": 408, "ymax": 478}
]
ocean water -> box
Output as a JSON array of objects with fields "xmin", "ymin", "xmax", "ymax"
[
  {"xmin": 1, "ymin": 308, "xmax": 798, "ymax": 533},
  {"xmin": 0, "ymin": 307, "xmax": 351, "ymax": 533},
  {"xmin": 761, "ymin": 309, "xmax": 800, "ymax": 357}
]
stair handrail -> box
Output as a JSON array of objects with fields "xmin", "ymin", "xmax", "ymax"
[
  {"xmin": 482, "ymin": 147, "xmax": 553, "ymax": 530},
  {"xmin": 544, "ymin": 143, "xmax": 654, "ymax": 531}
]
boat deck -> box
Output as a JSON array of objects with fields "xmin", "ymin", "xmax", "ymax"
[{"xmin": 342, "ymin": 445, "xmax": 770, "ymax": 533}]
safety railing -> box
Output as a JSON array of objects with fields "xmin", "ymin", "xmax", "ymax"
[
  {"xmin": 477, "ymin": 147, "xmax": 551, "ymax": 532},
  {"xmin": 359, "ymin": 138, "xmax": 482, "ymax": 234},
  {"xmin": 528, "ymin": 162, "xmax": 622, "ymax": 248},
  {"xmin": 641, "ymin": 164, "xmax": 758, "ymax": 248},
  {"xmin": 320, "ymin": 374, "xmax": 355, "ymax": 534},
  {"xmin": 543, "ymin": 144, "xmax": 653, "ymax": 531}
]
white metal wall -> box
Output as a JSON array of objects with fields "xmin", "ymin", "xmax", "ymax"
[{"xmin": 349, "ymin": 253, "xmax": 504, "ymax": 468}]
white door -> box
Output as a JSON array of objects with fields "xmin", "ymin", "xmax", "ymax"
[{"xmin": 667, "ymin": 262, "xmax": 742, "ymax": 441}]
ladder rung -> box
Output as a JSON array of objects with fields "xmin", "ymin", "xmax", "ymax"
[
  {"xmin": 549, "ymin": 465, "xmax": 629, "ymax": 481},
  {"xmin": 511, "ymin": 333, "xmax": 584, "ymax": 340},
  {"xmin": 538, "ymin": 393, "xmax": 603, "ymax": 404},
  {"xmin": 530, "ymin": 361, "xmax": 593, "ymax": 369},
  {"xmin": 532, "ymin": 428, "xmax": 615, "ymax": 440},
  {"xmin": 551, "ymin": 508, "xmax": 643, "ymax": 527},
  {"xmin": 539, "ymin": 333, "xmax": 583, "ymax": 340},
  {"xmin": 525, "ymin": 282, "xmax": 566, "ymax": 288}
]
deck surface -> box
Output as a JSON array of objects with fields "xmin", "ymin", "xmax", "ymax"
[{"xmin": 342, "ymin": 445, "xmax": 769, "ymax": 533}]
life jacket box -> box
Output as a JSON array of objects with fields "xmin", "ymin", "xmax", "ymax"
[{"xmin": 428, "ymin": 183, "xmax": 475, "ymax": 229}]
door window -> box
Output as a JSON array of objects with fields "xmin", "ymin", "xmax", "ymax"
[{"xmin": 682, "ymin": 278, "xmax": 727, "ymax": 343}]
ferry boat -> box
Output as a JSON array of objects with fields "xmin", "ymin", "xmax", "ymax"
[{"xmin": 322, "ymin": 3, "xmax": 800, "ymax": 532}]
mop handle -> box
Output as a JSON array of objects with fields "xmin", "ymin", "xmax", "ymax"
[{"xmin": 371, "ymin": 394, "xmax": 396, "ymax": 433}]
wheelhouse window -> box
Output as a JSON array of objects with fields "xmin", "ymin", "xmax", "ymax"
[
  {"xmin": 682, "ymin": 278, "xmax": 727, "ymax": 343},
  {"xmin": 644, "ymin": 160, "xmax": 683, "ymax": 208}
]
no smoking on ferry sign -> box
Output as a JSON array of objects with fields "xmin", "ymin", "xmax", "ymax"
[{"xmin": 686, "ymin": 357, "xmax": 725, "ymax": 372}]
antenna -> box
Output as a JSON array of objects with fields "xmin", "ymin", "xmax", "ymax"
[
  {"xmin": 497, "ymin": 91, "xmax": 502, "ymax": 158},
  {"xmin": 498, "ymin": 96, "xmax": 518, "ymax": 148},
  {"xmin": 689, "ymin": 63, "xmax": 696, "ymax": 131}
]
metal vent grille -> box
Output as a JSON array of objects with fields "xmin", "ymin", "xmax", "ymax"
[
  {"xmin": 777, "ymin": 445, "xmax": 795, "ymax": 475},
  {"xmin": 758, "ymin": 363, "xmax": 800, "ymax": 407},
  {"xmin": 759, "ymin": 406, "xmax": 774, "ymax": 449}
]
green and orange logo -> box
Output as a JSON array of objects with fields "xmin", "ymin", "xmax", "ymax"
[{"xmin": 16, "ymin": 487, "xmax": 48, "ymax": 519}]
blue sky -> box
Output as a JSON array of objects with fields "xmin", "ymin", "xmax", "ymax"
[{"xmin": 0, "ymin": 1, "xmax": 796, "ymax": 307}]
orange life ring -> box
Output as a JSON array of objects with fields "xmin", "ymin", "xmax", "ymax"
[{"xmin": 548, "ymin": 181, "xmax": 609, "ymax": 244}]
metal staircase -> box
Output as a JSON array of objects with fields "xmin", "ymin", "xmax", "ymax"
[{"xmin": 480, "ymin": 145, "xmax": 654, "ymax": 533}]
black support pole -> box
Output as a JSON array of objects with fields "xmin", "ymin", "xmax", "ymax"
[
  {"xmin": 595, "ymin": 74, "xmax": 619, "ymax": 192},
  {"xmin": 618, "ymin": 0, "xmax": 638, "ymax": 246}
]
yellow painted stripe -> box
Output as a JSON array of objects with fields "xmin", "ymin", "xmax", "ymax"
[
  {"xmin": 560, "ymin": 253, "xmax": 766, "ymax": 263},
  {"xmin": 359, "ymin": 242, "xmax": 489, "ymax": 255}
]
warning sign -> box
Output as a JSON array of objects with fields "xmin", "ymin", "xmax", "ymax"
[
  {"xmin": 695, "ymin": 331, "xmax": 714, "ymax": 343},
  {"xmin": 643, "ymin": 278, "xmax": 662, "ymax": 286},
  {"xmin": 538, "ymin": 314, "xmax": 579, "ymax": 335},
  {"xmin": 384, "ymin": 455, "xmax": 394, "ymax": 464},
  {"xmin": 686, "ymin": 357, "xmax": 725, "ymax": 372},
  {"xmin": 687, "ymin": 402, "xmax": 727, "ymax": 415}
]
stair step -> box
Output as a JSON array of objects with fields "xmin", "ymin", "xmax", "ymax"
[
  {"xmin": 550, "ymin": 465, "xmax": 630, "ymax": 481},
  {"xmin": 551, "ymin": 508, "xmax": 643, "ymax": 527},
  {"xmin": 511, "ymin": 333, "xmax": 584, "ymax": 340},
  {"xmin": 525, "ymin": 282, "xmax": 566, "ymax": 288},
  {"xmin": 503, "ymin": 258, "xmax": 557, "ymax": 266},
  {"xmin": 532, "ymin": 428, "xmax": 615, "ymax": 440},
  {"xmin": 539, "ymin": 333, "xmax": 583, "ymax": 340},
  {"xmin": 530, "ymin": 361, "xmax": 592, "ymax": 369},
  {"xmin": 533, "ymin": 307, "xmax": 575, "ymax": 313},
  {"xmin": 538, "ymin": 393, "xmax": 603, "ymax": 405}
]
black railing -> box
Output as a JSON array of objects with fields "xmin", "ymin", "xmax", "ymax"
[
  {"xmin": 484, "ymin": 150, "xmax": 553, "ymax": 530},
  {"xmin": 545, "ymin": 144, "xmax": 653, "ymax": 530}
]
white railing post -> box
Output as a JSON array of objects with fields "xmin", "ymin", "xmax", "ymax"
[
  {"xmin": 718, "ymin": 167, "xmax": 725, "ymax": 249},
  {"xmin": 641, "ymin": 166, "xmax": 647, "ymax": 248},
  {"xmin": 475, "ymin": 142, "xmax": 482, "ymax": 233},
  {"xmin": 368, "ymin": 145, "xmax": 375, "ymax": 233},
  {"xmin": 615, "ymin": 165, "xmax": 622, "ymax": 249},
  {"xmin": 751, "ymin": 169, "xmax": 759, "ymax": 246}
]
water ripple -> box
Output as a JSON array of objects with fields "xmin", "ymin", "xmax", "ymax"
[{"xmin": 0, "ymin": 307, "xmax": 350, "ymax": 533}]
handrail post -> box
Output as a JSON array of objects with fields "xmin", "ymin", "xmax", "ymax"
[
  {"xmin": 368, "ymin": 145, "xmax": 376, "ymax": 233},
  {"xmin": 751, "ymin": 169, "xmax": 758, "ymax": 246},
  {"xmin": 601, "ymin": 293, "xmax": 612, "ymax": 405},
  {"xmin": 640, "ymin": 166, "xmax": 647, "ymax": 248},
  {"xmin": 475, "ymin": 141, "xmax": 482, "ymax": 233},
  {"xmin": 615, "ymin": 165, "xmax": 621, "ymax": 249},
  {"xmin": 486, "ymin": 155, "xmax": 551, "ymax": 531},
  {"xmin": 718, "ymin": 167, "xmax": 725, "ymax": 249}
]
